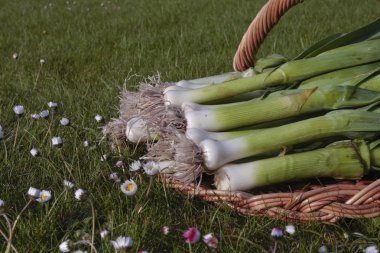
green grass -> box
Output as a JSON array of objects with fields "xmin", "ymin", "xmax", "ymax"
[{"xmin": 0, "ymin": 0, "xmax": 380, "ymax": 252}]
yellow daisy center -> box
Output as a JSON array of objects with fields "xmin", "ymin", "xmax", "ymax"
[{"xmin": 125, "ymin": 183, "xmax": 134, "ymax": 191}]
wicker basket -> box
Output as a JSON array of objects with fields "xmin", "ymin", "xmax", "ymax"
[{"xmin": 158, "ymin": 0, "xmax": 380, "ymax": 222}]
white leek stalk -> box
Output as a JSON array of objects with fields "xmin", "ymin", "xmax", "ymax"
[
  {"xmin": 199, "ymin": 109, "xmax": 380, "ymax": 170},
  {"xmin": 214, "ymin": 139, "xmax": 371, "ymax": 191},
  {"xmin": 184, "ymin": 85, "xmax": 380, "ymax": 131}
]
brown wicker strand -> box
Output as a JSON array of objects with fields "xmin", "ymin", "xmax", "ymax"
[
  {"xmin": 346, "ymin": 179, "xmax": 380, "ymax": 205},
  {"xmin": 161, "ymin": 174, "xmax": 380, "ymax": 221},
  {"xmin": 232, "ymin": 0, "xmax": 304, "ymax": 72}
]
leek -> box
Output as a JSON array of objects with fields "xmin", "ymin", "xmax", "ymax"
[
  {"xmin": 198, "ymin": 109, "xmax": 380, "ymax": 170},
  {"xmin": 164, "ymin": 39, "xmax": 380, "ymax": 105},
  {"xmin": 215, "ymin": 139, "xmax": 375, "ymax": 191},
  {"xmin": 184, "ymin": 85, "xmax": 380, "ymax": 131}
]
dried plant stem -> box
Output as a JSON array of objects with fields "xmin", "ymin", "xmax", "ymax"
[
  {"xmin": 0, "ymin": 214, "xmax": 18, "ymax": 253},
  {"xmin": 5, "ymin": 199, "xmax": 32, "ymax": 253}
]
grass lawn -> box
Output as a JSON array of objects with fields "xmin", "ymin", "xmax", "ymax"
[{"xmin": 1, "ymin": 0, "xmax": 380, "ymax": 252}]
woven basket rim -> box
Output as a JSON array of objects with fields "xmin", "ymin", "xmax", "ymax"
[{"xmin": 160, "ymin": 174, "xmax": 380, "ymax": 222}]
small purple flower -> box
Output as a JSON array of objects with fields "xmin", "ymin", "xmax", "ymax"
[
  {"xmin": 271, "ymin": 227, "xmax": 283, "ymax": 238},
  {"xmin": 115, "ymin": 160, "xmax": 124, "ymax": 168}
]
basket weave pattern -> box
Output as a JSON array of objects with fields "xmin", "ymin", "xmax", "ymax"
[{"xmin": 162, "ymin": 177, "xmax": 380, "ymax": 222}]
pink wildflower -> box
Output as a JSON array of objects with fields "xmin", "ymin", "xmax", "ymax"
[{"xmin": 183, "ymin": 227, "xmax": 200, "ymax": 244}]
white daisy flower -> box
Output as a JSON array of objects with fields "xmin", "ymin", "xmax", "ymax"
[
  {"xmin": 100, "ymin": 229, "xmax": 110, "ymax": 239},
  {"xmin": 129, "ymin": 160, "xmax": 141, "ymax": 172},
  {"xmin": 39, "ymin": 110, "xmax": 50, "ymax": 118},
  {"xmin": 52, "ymin": 136, "xmax": 63, "ymax": 146},
  {"xmin": 94, "ymin": 114, "xmax": 103, "ymax": 122},
  {"xmin": 27, "ymin": 187, "xmax": 41, "ymax": 198},
  {"xmin": 63, "ymin": 179, "xmax": 74, "ymax": 189},
  {"xmin": 75, "ymin": 188, "xmax": 85, "ymax": 200},
  {"xmin": 110, "ymin": 236, "xmax": 133, "ymax": 250},
  {"xmin": 143, "ymin": 161, "xmax": 160, "ymax": 176},
  {"xmin": 59, "ymin": 240, "xmax": 71, "ymax": 252},
  {"xmin": 12, "ymin": 52, "xmax": 18, "ymax": 60},
  {"xmin": 60, "ymin": 117, "xmax": 70, "ymax": 126},
  {"xmin": 0, "ymin": 199, "xmax": 5, "ymax": 207},
  {"xmin": 47, "ymin": 101, "xmax": 58, "ymax": 108},
  {"xmin": 365, "ymin": 245, "xmax": 379, "ymax": 253},
  {"xmin": 285, "ymin": 224, "xmax": 295, "ymax": 235},
  {"xmin": 161, "ymin": 226, "xmax": 170, "ymax": 235},
  {"xmin": 318, "ymin": 245, "xmax": 328, "ymax": 253},
  {"xmin": 109, "ymin": 172, "xmax": 121, "ymax": 182},
  {"xmin": 40, "ymin": 59, "xmax": 45, "ymax": 65},
  {"xmin": 72, "ymin": 250, "xmax": 87, "ymax": 253},
  {"xmin": 83, "ymin": 140, "xmax": 89, "ymax": 147},
  {"xmin": 30, "ymin": 148, "xmax": 39, "ymax": 157},
  {"xmin": 202, "ymin": 233, "xmax": 219, "ymax": 249},
  {"xmin": 36, "ymin": 190, "xmax": 52, "ymax": 203},
  {"xmin": 13, "ymin": 105, "xmax": 24, "ymax": 116},
  {"xmin": 120, "ymin": 180, "xmax": 138, "ymax": 196},
  {"xmin": 31, "ymin": 113, "xmax": 40, "ymax": 119}
]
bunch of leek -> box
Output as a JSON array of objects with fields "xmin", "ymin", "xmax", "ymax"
[{"xmin": 104, "ymin": 17, "xmax": 380, "ymax": 191}]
